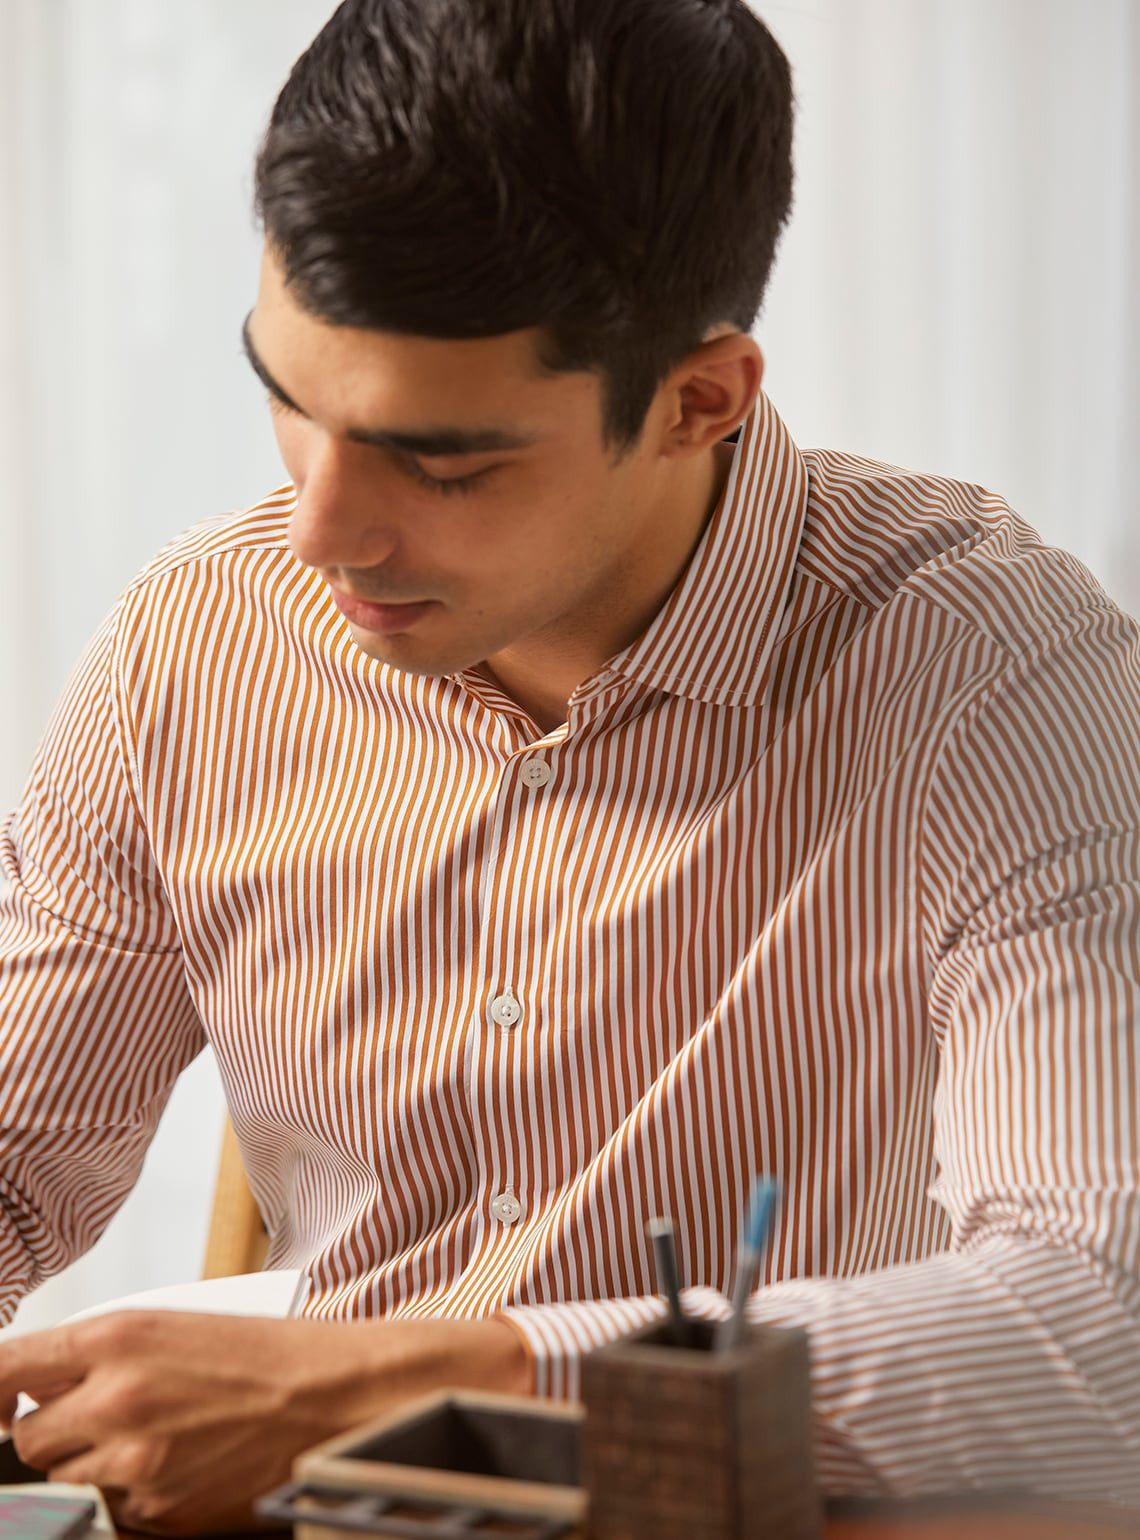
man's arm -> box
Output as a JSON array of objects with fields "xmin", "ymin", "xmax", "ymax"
[
  {"xmin": 0, "ymin": 1311, "xmax": 529, "ymax": 1535},
  {"xmin": 0, "ymin": 599, "xmax": 206, "ymax": 1318},
  {"xmin": 497, "ymin": 599, "xmax": 1140, "ymax": 1504},
  {"xmin": 0, "ymin": 591, "xmax": 530, "ymax": 1537}
]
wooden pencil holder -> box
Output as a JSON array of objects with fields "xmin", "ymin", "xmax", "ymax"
[{"xmin": 580, "ymin": 1317, "xmax": 821, "ymax": 1540}]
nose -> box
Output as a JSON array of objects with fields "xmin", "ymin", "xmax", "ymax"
[{"xmin": 286, "ymin": 438, "xmax": 399, "ymax": 572}]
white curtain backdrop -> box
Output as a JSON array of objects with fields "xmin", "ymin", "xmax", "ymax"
[{"xmin": 0, "ymin": 0, "xmax": 1136, "ymax": 1331}]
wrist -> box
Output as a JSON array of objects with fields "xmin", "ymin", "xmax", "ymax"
[
  {"xmin": 344, "ymin": 1316, "xmax": 533, "ymax": 1414},
  {"xmin": 427, "ymin": 1317, "xmax": 533, "ymax": 1399},
  {"xmin": 483, "ymin": 1316, "xmax": 534, "ymax": 1397}
]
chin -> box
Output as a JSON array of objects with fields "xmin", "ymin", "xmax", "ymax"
[{"xmin": 346, "ymin": 623, "xmax": 477, "ymax": 681}]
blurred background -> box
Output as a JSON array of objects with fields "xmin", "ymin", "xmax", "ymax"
[{"xmin": 0, "ymin": 0, "xmax": 1137, "ymax": 1330}]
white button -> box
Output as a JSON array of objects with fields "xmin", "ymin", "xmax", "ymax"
[
  {"xmin": 489, "ymin": 988, "xmax": 522, "ymax": 1028},
  {"xmin": 520, "ymin": 756, "xmax": 552, "ymax": 788},
  {"xmin": 490, "ymin": 1190, "xmax": 522, "ymax": 1224}
]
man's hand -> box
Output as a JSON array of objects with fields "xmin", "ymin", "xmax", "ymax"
[{"xmin": 0, "ymin": 1310, "xmax": 530, "ymax": 1535}]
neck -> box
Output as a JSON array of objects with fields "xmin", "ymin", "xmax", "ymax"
[{"xmin": 481, "ymin": 439, "xmax": 735, "ymax": 732}]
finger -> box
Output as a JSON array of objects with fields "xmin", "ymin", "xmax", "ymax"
[
  {"xmin": 54, "ymin": 1451, "xmax": 185, "ymax": 1539},
  {"xmin": 106, "ymin": 1487, "xmax": 186, "ymax": 1539},
  {"xmin": 40, "ymin": 1449, "xmax": 174, "ymax": 1539},
  {"xmin": 10, "ymin": 1404, "xmax": 93, "ymax": 1473},
  {"xmin": 0, "ymin": 1323, "xmax": 90, "ymax": 1405},
  {"xmin": 51, "ymin": 1435, "xmax": 160, "ymax": 1491},
  {"xmin": 10, "ymin": 1373, "xmax": 85, "ymax": 1415},
  {"xmin": 11, "ymin": 1357, "xmax": 167, "ymax": 1472},
  {"xmin": 54, "ymin": 1476, "xmax": 155, "ymax": 1540}
]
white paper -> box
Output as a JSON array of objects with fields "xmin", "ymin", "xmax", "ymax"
[{"xmin": 61, "ymin": 1268, "xmax": 309, "ymax": 1326}]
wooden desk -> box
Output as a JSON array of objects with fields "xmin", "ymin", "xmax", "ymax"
[
  {"xmin": 117, "ymin": 1497, "xmax": 1140, "ymax": 1538},
  {"xmin": 826, "ymin": 1495, "xmax": 1140, "ymax": 1537}
]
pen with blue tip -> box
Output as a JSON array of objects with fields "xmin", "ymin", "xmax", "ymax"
[{"xmin": 716, "ymin": 1176, "xmax": 779, "ymax": 1352}]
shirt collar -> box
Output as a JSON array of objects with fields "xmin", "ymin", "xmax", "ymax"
[{"xmin": 604, "ymin": 389, "xmax": 809, "ymax": 708}]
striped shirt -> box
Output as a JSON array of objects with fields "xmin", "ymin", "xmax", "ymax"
[{"xmin": 1, "ymin": 392, "xmax": 1137, "ymax": 1502}]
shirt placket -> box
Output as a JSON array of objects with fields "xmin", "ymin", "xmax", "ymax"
[{"xmin": 452, "ymin": 708, "xmax": 576, "ymax": 1305}]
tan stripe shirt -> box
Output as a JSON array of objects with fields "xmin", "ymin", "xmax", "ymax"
[{"xmin": 1, "ymin": 393, "xmax": 1137, "ymax": 1500}]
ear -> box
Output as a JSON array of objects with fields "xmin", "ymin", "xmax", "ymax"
[{"xmin": 656, "ymin": 331, "xmax": 764, "ymax": 458}]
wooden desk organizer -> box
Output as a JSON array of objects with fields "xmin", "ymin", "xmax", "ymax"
[
  {"xmin": 257, "ymin": 1390, "xmax": 587, "ymax": 1540},
  {"xmin": 257, "ymin": 1321, "xmax": 819, "ymax": 1540}
]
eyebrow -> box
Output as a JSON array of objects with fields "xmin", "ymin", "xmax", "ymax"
[{"xmin": 240, "ymin": 313, "xmax": 537, "ymax": 457}]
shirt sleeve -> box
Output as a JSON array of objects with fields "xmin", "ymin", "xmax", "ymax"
[
  {"xmin": 500, "ymin": 599, "xmax": 1140, "ymax": 1508},
  {"xmin": 0, "ymin": 598, "xmax": 206, "ymax": 1322}
]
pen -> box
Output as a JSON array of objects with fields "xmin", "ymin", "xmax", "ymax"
[
  {"xmin": 716, "ymin": 1176, "xmax": 778, "ymax": 1351},
  {"xmin": 647, "ymin": 1215, "xmax": 691, "ymax": 1348}
]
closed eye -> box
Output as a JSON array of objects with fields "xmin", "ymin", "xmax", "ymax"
[
  {"xmin": 400, "ymin": 457, "xmax": 495, "ymax": 496},
  {"xmin": 265, "ymin": 392, "xmax": 498, "ymax": 495}
]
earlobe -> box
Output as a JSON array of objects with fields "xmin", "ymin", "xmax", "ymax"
[{"xmin": 665, "ymin": 333, "xmax": 765, "ymax": 457}]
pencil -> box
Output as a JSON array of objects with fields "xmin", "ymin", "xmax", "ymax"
[{"xmin": 716, "ymin": 1176, "xmax": 779, "ymax": 1351}]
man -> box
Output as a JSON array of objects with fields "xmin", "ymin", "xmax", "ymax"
[{"xmin": 0, "ymin": 0, "xmax": 1137, "ymax": 1532}]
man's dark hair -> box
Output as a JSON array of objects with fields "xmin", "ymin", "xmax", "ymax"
[{"xmin": 255, "ymin": 0, "xmax": 793, "ymax": 449}]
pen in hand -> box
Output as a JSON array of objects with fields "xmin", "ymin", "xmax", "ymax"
[
  {"xmin": 716, "ymin": 1176, "xmax": 779, "ymax": 1352},
  {"xmin": 647, "ymin": 1216, "xmax": 691, "ymax": 1348}
]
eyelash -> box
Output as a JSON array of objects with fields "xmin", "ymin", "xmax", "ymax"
[
  {"xmin": 401, "ymin": 459, "xmax": 488, "ymax": 497},
  {"xmin": 267, "ymin": 395, "xmax": 490, "ymax": 497}
]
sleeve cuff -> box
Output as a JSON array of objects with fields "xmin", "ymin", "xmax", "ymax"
[
  {"xmin": 496, "ymin": 1287, "xmax": 744, "ymax": 1401},
  {"xmin": 497, "ymin": 1293, "xmax": 670, "ymax": 1400}
]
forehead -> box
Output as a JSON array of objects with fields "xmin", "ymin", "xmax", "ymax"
[{"xmin": 250, "ymin": 247, "xmax": 593, "ymax": 437}]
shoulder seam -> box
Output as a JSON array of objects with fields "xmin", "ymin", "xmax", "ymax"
[{"xmin": 121, "ymin": 534, "xmax": 297, "ymax": 598}]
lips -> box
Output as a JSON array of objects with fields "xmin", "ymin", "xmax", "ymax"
[{"xmin": 330, "ymin": 588, "xmax": 435, "ymax": 635}]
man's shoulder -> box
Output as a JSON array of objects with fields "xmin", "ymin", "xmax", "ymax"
[
  {"xmin": 126, "ymin": 487, "xmax": 299, "ymax": 596},
  {"xmin": 106, "ymin": 486, "xmax": 336, "ymax": 685},
  {"xmin": 798, "ymin": 447, "xmax": 1112, "ymax": 651}
]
